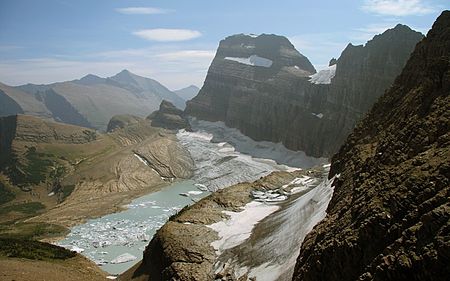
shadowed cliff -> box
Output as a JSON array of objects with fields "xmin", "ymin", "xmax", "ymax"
[{"xmin": 293, "ymin": 10, "xmax": 450, "ymax": 281}]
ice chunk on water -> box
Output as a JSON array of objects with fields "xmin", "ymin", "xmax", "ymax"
[{"xmin": 110, "ymin": 253, "xmax": 137, "ymax": 264}]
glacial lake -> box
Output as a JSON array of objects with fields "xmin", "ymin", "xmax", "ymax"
[
  {"xmin": 58, "ymin": 120, "xmax": 325, "ymax": 275},
  {"xmin": 58, "ymin": 180, "xmax": 209, "ymax": 275}
]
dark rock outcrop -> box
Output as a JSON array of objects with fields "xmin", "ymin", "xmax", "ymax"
[
  {"xmin": 186, "ymin": 27, "xmax": 423, "ymax": 157},
  {"xmin": 0, "ymin": 115, "xmax": 96, "ymax": 145},
  {"xmin": 329, "ymin": 58, "xmax": 337, "ymax": 66},
  {"xmin": 148, "ymin": 100, "xmax": 191, "ymax": 130},
  {"xmin": 39, "ymin": 89, "xmax": 92, "ymax": 128},
  {"xmin": 293, "ymin": 11, "xmax": 450, "ymax": 281},
  {"xmin": 0, "ymin": 90, "xmax": 23, "ymax": 117},
  {"xmin": 0, "ymin": 115, "xmax": 18, "ymax": 164},
  {"xmin": 107, "ymin": 114, "xmax": 143, "ymax": 133}
]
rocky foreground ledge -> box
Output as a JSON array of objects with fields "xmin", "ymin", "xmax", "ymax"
[
  {"xmin": 292, "ymin": 10, "xmax": 450, "ymax": 281},
  {"xmin": 120, "ymin": 166, "xmax": 331, "ymax": 281}
]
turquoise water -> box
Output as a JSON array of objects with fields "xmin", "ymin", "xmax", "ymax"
[
  {"xmin": 57, "ymin": 121, "xmax": 324, "ymax": 275},
  {"xmin": 58, "ymin": 180, "xmax": 209, "ymax": 275}
]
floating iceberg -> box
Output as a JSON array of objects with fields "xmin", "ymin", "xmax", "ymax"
[{"xmin": 110, "ymin": 253, "xmax": 137, "ymax": 264}]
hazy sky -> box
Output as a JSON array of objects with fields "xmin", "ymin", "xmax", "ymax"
[{"xmin": 0, "ymin": 0, "xmax": 448, "ymax": 89}]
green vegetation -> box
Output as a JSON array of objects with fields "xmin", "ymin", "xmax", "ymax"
[
  {"xmin": 7, "ymin": 146, "xmax": 55, "ymax": 187},
  {"xmin": 0, "ymin": 238, "xmax": 75, "ymax": 260},
  {"xmin": 0, "ymin": 222, "xmax": 68, "ymax": 240},
  {"xmin": 50, "ymin": 165, "xmax": 66, "ymax": 179},
  {"xmin": 60, "ymin": 184, "xmax": 75, "ymax": 200},
  {"xmin": 82, "ymin": 129, "xmax": 97, "ymax": 141},
  {"xmin": 0, "ymin": 202, "xmax": 45, "ymax": 216},
  {"xmin": 0, "ymin": 181, "xmax": 15, "ymax": 205}
]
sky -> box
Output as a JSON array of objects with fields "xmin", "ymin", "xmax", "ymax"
[{"xmin": 0, "ymin": 0, "xmax": 448, "ymax": 90}]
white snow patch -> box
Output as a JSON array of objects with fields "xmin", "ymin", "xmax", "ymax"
[
  {"xmin": 207, "ymin": 201, "xmax": 279, "ymax": 254},
  {"xmin": 309, "ymin": 64, "xmax": 336, "ymax": 84},
  {"xmin": 187, "ymin": 190, "xmax": 203, "ymax": 195},
  {"xmin": 247, "ymin": 262, "xmax": 283, "ymax": 281},
  {"xmin": 280, "ymin": 176, "xmax": 317, "ymax": 195},
  {"xmin": 134, "ymin": 153, "xmax": 166, "ymax": 178},
  {"xmin": 134, "ymin": 153, "xmax": 149, "ymax": 166},
  {"xmin": 224, "ymin": 55, "xmax": 273, "ymax": 68},
  {"xmin": 59, "ymin": 245, "xmax": 84, "ymax": 253},
  {"xmin": 290, "ymin": 186, "xmax": 310, "ymax": 194},
  {"xmin": 194, "ymin": 183, "xmax": 208, "ymax": 191},
  {"xmin": 110, "ymin": 253, "xmax": 137, "ymax": 264},
  {"xmin": 312, "ymin": 113, "xmax": 324, "ymax": 119},
  {"xmin": 237, "ymin": 176, "xmax": 336, "ymax": 280}
]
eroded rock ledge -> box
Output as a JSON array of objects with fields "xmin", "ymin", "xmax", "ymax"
[{"xmin": 121, "ymin": 168, "xmax": 327, "ymax": 281}]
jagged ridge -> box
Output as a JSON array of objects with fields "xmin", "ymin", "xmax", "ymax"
[
  {"xmin": 186, "ymin": 27, "xmax": 423, "ymax": 157},
  {"xmin": 292, "ymin": 11, "xmax": 450, "ymax": 281}
]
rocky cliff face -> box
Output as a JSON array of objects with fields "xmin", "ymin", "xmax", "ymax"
[
  {"xmin": 147, "ymin": 100, "xmax": 191, "ymax": 130},
  {"xmin": 185, "ymin": 33, "xmax": 315, "ymax": 122},
  {"xmin": 186, "ymin": 27, "xmax": 423, "ymax": 157},
  {"xmin": 293, "ymin": 11, "xmax": 450, "ymax": 281}
]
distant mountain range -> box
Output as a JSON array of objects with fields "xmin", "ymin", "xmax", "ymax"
[
  {"xmin": 174, "ymin": 85, "xmax": 200, "ymax": 102},
  {"xmin": 0, "ymin": 70, "xmax": 193, "ymax": 131}
]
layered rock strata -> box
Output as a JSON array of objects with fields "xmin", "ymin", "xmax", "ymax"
[
  {"xmin": 186, "ymin": 27, "xmax": 423, "ymax": 157},
  {"xmin": 293, "ymin": 11, "xmax": 450, "ymax": 281}
]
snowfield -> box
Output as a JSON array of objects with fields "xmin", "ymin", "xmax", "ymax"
[
  {"xmin": 207, "ymin": 201, "xmax": 280, "ymax": 255},
  {"xmin": 225, "ymin": 55, "xmax": 273, "ymax": 67},
  {"xmin": 309, "ymin": 64, "xmax": 337, "ymax": 84},
  {"xmin": 211, "ymin": 168, "xmax": 336, "ymax": 281}
]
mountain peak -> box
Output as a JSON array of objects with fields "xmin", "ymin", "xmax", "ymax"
[
  {"xmin": 110, "ymin": 69, "xmax": 138, "ymax": 85},
  {"xmin": 174, "ymin": 85, "xmax": 200, "ymax": 102},
  {"xmin": 77, "ymin": 74, "xmax": 105, "ymax": 85},
  {"xmin": 118, "ymin": 69, "xmax": 131, "ymax": 75},
  {"xmin": 368, "ymin": 23, "xmax": 424, "ymax": 46},
  {"xmin": 393, "ymin": 23, "xmax": 413, "ymax": 31},
  {"xmin": 115, "ymin": 69, "xmax": 134, "ymax": 78},
  {"xmin": 217, "ymin": 33, "xmax": 316, "ymax": 74},
  {"xmin": 80, "ymin": 74, "xmax": 101, "ymax": 80}
]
